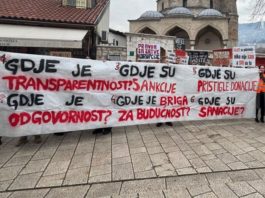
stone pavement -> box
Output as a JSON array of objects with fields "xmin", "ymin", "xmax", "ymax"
[
  {"xmin": 2, "ymin": 168, "xmax": 265, "ymax": 198},
  {"xmin": 1, "ymin": 119, "xmax": 265, "ymax": 197}
]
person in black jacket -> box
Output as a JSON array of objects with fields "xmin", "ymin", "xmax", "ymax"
[{"xmin": 256, "ymin": 65, "xmax": 265, "ymax": 123}]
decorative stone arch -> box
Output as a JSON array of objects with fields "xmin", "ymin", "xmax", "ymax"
[
  {"xmin": 163, "ymin": 24, "xmax": 191, "ymax": 38},
  {"xmin": 163, "ymin": 25, "xmax": 191, "ymax": 49},
  {"xmin": 136, "ymin": 26, "xmax": 158, "ymax": 35},
  {"xmin": 194, "ymin": 23, "xmax": 226, "ymax": 41},
  {"xmin": 194, "ymin": 25, "xmax": 224, "ymax": 50}
]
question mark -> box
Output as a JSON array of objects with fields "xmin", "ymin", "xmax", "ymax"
[
  {"xmin": 186, "ymin": 107, "xmax": 191, "ymax": 116},
  {"xmin": 240, "ymin": 107, "xmax": 245, "ymax": 115},
  {"xmin": 104, "ymin": 110, "xmax": 112, "ymax": 124}
]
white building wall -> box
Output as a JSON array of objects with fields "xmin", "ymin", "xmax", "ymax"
[
  {"xmin": 108, "ymin": 31, "xmax": 126, "ymax": 47},
  {"xmin": 96, "ymin": 4, "xmax": 110, "ymax": 42}
]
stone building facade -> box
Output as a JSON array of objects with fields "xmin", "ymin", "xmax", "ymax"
[
  {"xmin": 97, "ymin": 29, "xmax": 127, "ymax": 61},
  {"xmin": 96, "ymin": 46, "xmax": 127, "ymax": 61},
  {"xmin": 129, "ymin": 0, "xmax": 238, "ymax": 52}
]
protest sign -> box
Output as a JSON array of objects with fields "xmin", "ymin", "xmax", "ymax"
[
  {"xmin": 167, "ymin": 52, "xmax": 176, "ymax": 64},
  {"xmin": 213, "ymin": 49, "xmax": 232, "ymax": 67},
  {"xmin": 175, "ymin": 50, "xmax": 189, "ymax": 65},
  {"xmin": 137, "ymin": 43, "xmax": 160, "ymax": 61},
  {"xmin": 187, "ymin": 51, "xmax": 209, "ymax": 65},
  {"xmin": 232, "ymin": 46, "xmax": 256, "ymax": 68},
  {"xmin": 0, "ymin": 52, "xmax": 259, "ymax": 137},
  {"xmin": 175, "ymin": 38, "xmax": 186, "ymax": 50}
]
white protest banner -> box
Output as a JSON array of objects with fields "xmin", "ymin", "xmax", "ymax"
[
  {"xmin": 232, "ymin": 46, "xmax": 256, "ymax": 68},
  {"xmin": 0, "ymin": 52, "xmax": 259, "ymax": 137},
  {"xmin": 137, "ymin": 43, "xmax": 160, "ymax": 60}
]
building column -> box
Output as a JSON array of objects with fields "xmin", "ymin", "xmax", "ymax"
[
  {"xmin": 190, "ymin": 40, "xmax": 195, "ymax": 50},
  {"xmin": 223, "ymin": 40, "xmax": 228, "ymax": 49}
]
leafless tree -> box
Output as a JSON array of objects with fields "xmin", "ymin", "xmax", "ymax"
[{"xmin": 252, "ymin": 0, "xmax": 265, "ymax": 20}]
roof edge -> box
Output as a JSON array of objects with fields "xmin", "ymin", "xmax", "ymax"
[
  {"xmin": 94, "ymin": 0, "xmax": 110, "ymax": 25},
  {"xmin": 0, "ymin": 18, "xmax": 95, "ymax": 29}
]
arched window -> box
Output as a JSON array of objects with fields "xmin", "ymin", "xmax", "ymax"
[
  {"xmin": 183, "ymin": 0, "xmax": 187, "ymax": 7},
  {"xmin": 210, "ymin": 0, "xmax": 213, "ymax": 8},
  {"xmin": 195, "ymin": 26, "xmax": 223, "ymax": 50},
  {"xmin": 165, "ymin": 26, "xmax": 190, "ymax": 49}
]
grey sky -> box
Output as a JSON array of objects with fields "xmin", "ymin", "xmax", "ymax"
[{"xmin": 110, "ymin": 0, "xmax": 255, "ymax": 32}]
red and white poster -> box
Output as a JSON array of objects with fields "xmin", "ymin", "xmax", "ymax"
[
  {"xmin": 213, "ymin": 49, "xmax": 232, "ymax": 67},
  {"xmin": 0, "ymin": 52, "xmax": 259, "ymax": 137},
  {"xmin": 175, "ymin": 50, "xmax": 189, "ymax": 65},
  {"xmin": 232, "ymin": 46, "xmax": 256, "ymax": 68}
]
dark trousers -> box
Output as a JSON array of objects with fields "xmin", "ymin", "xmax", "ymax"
[{"xmin": 256, "ymin": 93, "xmax": 265, "ymax": 120}]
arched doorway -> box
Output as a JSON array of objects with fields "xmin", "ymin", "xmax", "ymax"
[
  {"xmin": 195, "ymin": 26, "xmax": 223, "ymax": 50},
  {"xmin": 138, "ymin": 27, "xmax": 157, "ymax": 35},
  {"xmin": 166, "ymin": 26, "xmax": 190, "ymax": 50}
]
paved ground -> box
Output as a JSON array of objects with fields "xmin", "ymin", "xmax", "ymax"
[{"xmin": 1, "ymin": 119, "xmax": 265, "ymax": 197}]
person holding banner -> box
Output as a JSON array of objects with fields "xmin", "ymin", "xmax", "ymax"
[
  {"xmin": 16, "ymin": 135, "xmax": 42, "ymax": 147},
  {"xmin": 256, "ymin": 66, "xmax": 265, "ymax": 123}
]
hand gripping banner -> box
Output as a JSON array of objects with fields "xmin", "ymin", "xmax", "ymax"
[{"xmin": 0, "ymin": 52, "xmax": 259, "ymax": 137}]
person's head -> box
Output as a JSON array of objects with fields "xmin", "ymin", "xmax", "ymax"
[{"xmin": 260, "ymin": 65, "xmax": 265, "ymax": 73}]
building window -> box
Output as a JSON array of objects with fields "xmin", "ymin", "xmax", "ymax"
[
  {"xmin": 67, "ymin": 0, "xmax": 76, "ymax": 6},
  {"xmin": 91, "ymin": 0, "xmax": 97, "ymax": 7},
  {"xmin": 162, "ymin": 2, "xmax": 164, "ymax": 10},
  {"xmin": 116, "ymin": 41, "xmax": 119, "ymax": 46},
  {"xmin": 183, "ymin": 0, "xmax": 187, "ymax": 7},
  {"xmin": 101, "ymin": 31, "xmax": 108, "ymax": 42},
  {"xmin": 76, "ymin": 0, "xmax": 86, "ymax": 8},
  {"xmin": 210, "ymin": 0, "xmax": 213, "ymax": 8},
  {"xmin": 108, "ymin": 54, "xmax": 121, "ymax": 61}
]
